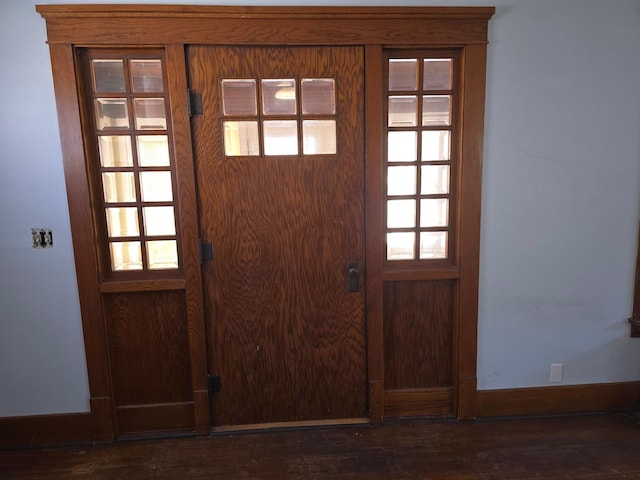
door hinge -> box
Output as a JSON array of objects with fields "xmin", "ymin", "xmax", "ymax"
[
  {"xmin": 188, "ymin": 89, "xmax": 203, "ymax": 116},
  {"xmin": 199, "ymin": 239, "xmax": 213, "ymax": 264},
  {"xmin": 208, "ymin": 374, "xmax": 221, "ymax": 395}
]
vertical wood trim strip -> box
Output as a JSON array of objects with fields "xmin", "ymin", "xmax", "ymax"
[
  {"xmin": 48, "ymin": 43, "xmax": 114, "ymax": 442},
  {"xmin": 365, "ymin": 45, "xmax": 385, "ymax": 424},
  {"xmin": 456, "ymin": 43, "xmax": 488, "ymax": 419},
  {"xmin": 629, "ymin": 223, "xmax": 640, "ymax": 337},
  {"xmin": 165, "ymin": 44, "xmax": 210, "ymax": 434}
]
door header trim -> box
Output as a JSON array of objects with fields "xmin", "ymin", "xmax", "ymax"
[{"xmin": 37, "ymin": 5, "xmax": 494, "ymax": 46}]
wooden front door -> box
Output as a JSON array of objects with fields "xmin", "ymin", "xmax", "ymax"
[{"xmin": 189, "ymin": 46, "xmax": 367, "ymax": 427}]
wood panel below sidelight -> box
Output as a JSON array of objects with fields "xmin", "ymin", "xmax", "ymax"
[
  {"xmin": 102, "ymin": 291, "xmax": 194, "ymax": 435},
  {"xmin": 383, "ymin": 280, "xmax": 456, "ymax": 417}
]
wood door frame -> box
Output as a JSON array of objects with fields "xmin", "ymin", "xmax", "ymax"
[{"xmin": 37, "ymin": 4, "xmax": 494, "ymax": 439}]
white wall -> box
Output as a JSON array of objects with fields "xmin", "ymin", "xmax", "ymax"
[
  {"xmin": 1, "ymin": 0, "xmax": 638, "ymax": 417},
  {"xmin": 477, "ymin": 0, "xmax": 640, "ymax": 388}
]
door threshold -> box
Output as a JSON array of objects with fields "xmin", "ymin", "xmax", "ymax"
[{"xmin": 210, "ymin": 418, "xmax": 370, "ymax": 435}]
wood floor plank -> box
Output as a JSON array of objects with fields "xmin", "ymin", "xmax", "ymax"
[{"xmin": 1, "ymin": 414, "xmax": 639, "ymax": 479}]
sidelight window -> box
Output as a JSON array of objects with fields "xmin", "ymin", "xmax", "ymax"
[
  {"xmin": 385, "ymin": 55, "xmax": 456, "ymax": 262},
  {"xmin": 89, "ymin": 53, "xmax": 179, "ymax": 273}
]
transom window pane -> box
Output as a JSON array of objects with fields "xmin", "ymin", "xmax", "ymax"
[
  {"xmin": 387, "ymin": 232, "xmax": 415, "ymax": 260},
  {"xmin": 302, "ymin": 120, "xmax": 336, "ymax": 155},
  {"xmin": 223, "ymin": 121, "xmax": 260, "ymax": 156},
  {"xmin": 301, "ymin": 78, "xmax": 336, "ymax": 115},
  {"xmin": 424, "ymin": 59, "xmax": 452, "ymax": 90},
  {"xmin": 130, "ymin": 59, "xmax": 164, "ymax": 93},
  {"xmin": 420, "ymin": 232, "xmax": 447, "ymax": 259},
  {"xmin": 388, "ymin": 131, "xmax": 417, "ymax": 162},
  {"xmin": 262, "ymin": 79, "xmax": 296, "ymax": 115},
  {"xmin": 140, "ymin": 171, "xmax": 173, "ymax": 202},
  {"xmin": 420, "ymin": 199, "xmax": 449, "ymax": 227},
  {"xmin": 388, "ymin": 96, "xmax": 418, "ymax": 127},
  {"xmin": 102, "ymin": 172, "xmax": 136, "ymax": 203},
  {"xmin": 143, "ymin": 206, "xmax": 176, "ymax": 236},
  {"xmin": 422, "ymin": 95, "xmax": 451, "ymax": 126},
  {"xmin": 96, "ymin": 99, "xmax": 129, "ymax": 130},
  {"xmin": 137, "ymin": 135, "xmax": 170, "ymax": 166},
  {"xmin": 387, "ymin": 199, "xmax": 416, "ymax": 228},
  {"xmin": 99, "ymin": 136, "xmax": 133, "ymax": 167},
  {"xmin": 93, "ymin": 60, "xmax": 125, "ymax": 93},
  {"xmin": 387, "ymin": 166, "xmax": 417, "ymax": 196},
  {"xmin": 147, "ymin": 240, "xmax": 179, "ymax": 270},
  {"xmin": 421, "ymin": 165, "xmax": 450, "ymax": 195},
  {"xmin": 422, "ymin": 130, "xmax": 450, "ymax": 161},
  {"xmin": 110, "ymin": 241, "xmax": 143, "ymax": 271},
  {"xmin": 222, "ymin": 79, "xmax": 257, "ymax": 116},
  {"xmin": 133, "ymin": 98, "xmax": 167, "ymax": 130},
  {"xmin": 263, "ymin": 120, "xmax": 298, "ymax": 156},
  {"xmin": 106, "ymin": 207, "xmax": 139, "ymax": 238},
  {"xmin": 389, "ymin": 59, "xmax": 418, "ymax": 91}
]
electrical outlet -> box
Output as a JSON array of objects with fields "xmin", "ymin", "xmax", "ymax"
[
  {"xmin": 550, "ymin": 363, "xmax": 563, "ymax": 383},
  {"xmin": 32, "ymin": 228, "xmax": 53, "ymax": 248}
]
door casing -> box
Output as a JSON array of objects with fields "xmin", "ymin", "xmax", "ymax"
[{"xmin": 37, "ymin": 4, "xmax": 494, "ymax": 440}]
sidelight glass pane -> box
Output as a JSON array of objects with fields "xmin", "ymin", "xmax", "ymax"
[
  {"xmin": 147, "ymin": 240, "xmax": 179, "ymax": 270},
  {"xmin": 137, "ymin": 135, "xmax": 170, "ymax": 166},
  {"xmin": 301, "ymin": 78, "xmax": 336, "ymax": 115},
  {"xmin": 387, "ymin": 166, "xmax": 417, "ymax": 196},
  {"xmin": 389, "ymin": 59, "xmax": 417, "ymax": 91},
  {"xmin": 420, "ymin": 199, "xmax": 449, "ymax": 227},
  {"xmin": 388, "ymin": 131, "xmax": 417, "ymax": 162},
  {"xmin": 143, "ymin": 206, "xmax": 176, "ymax": 236},
  {"xmin": 96, "ymin": 99, "xmax": 129, "ymax": 130},
  {"xmin": 223, "ymin": 121, "xmax": 259, "ymax": 156},
  {"xmin": 387, "ymin": 232, "xmax": 415, "ymax": 260},
  {"xmin": 420, "ymin": 231, "xmax": 447, "ymax": 259},
  {"xmin": 421, "ymin": 165, "xmax": 450, "ymax": 195},
  {"xmin": 110, "ymin": 241, "xmax": 143, "ymax": 271},
  {"xmin": 98, "ymin": 135, "xmax": 133, "ymax": 167},
  {"xmin": 105, "ymin": 207, "xmax": 139, "ymax": 238},
  {"xmin": 263, "ymin": 120, "xmax": 298, "ymax": 156},
  {"xmin": 102, "ymin": 172, "xmax": 136, "ymax": 203},
  {"xmin": 130, "ymin": 59, "xmax": 164, "ymax": 93},
  {"xmin": 302, "ymin": 120, "xmax": 336, "ymax": 155},
  {"xmin": 387, "ymin": 199, "xmax": 416, "ymax": 228},
  {"xmin": 140, "ymin": 171, "xmax": 173, "ymax": 202},
  {"xmin": 222, "ymin": 79, "xmax": 257, "ymax": 116},
  {"xmin": 388, "ymin": 96, "xmax": 417, "ymax": 127},
  {"xmin": 423, "ymin": 59, "xmax": 452, "ymax": 90},
  {"xmin": 422, "ymin": 95, "xmax": 451, "ymax": 126},
  {"xmin": 92, "ymin": 59, "xmax": 125, "ymax": 93},
  {"xmin": 422, "ymin": 130, "xmax": 450, "ymax": 161},
  {"xmin": 262, "ymin": 79, "xmax": 296, "ymax": 115},
  {"xmin": 133, "ymin": 98, "xmax": 167, "ymax": 130}
]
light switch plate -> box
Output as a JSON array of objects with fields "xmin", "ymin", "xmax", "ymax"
[{"xmin": 32, "ymin": 228, "xmax": 53, "ymax": 248}]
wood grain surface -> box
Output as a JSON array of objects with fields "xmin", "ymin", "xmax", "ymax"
[
  {"xmin": 3, "ymin": 414, "xmax": 639, "ymax": 479},
  {"xmin": 189, "ymin": 46, "xmax": 367, "ymax": 426},
  {"xmin": 383, "ymin": 280, "xmax": 454, "ymax": 390},
  {"xmin": 103, "ymin": 292, "xmax": 192, "ymax": 410}
]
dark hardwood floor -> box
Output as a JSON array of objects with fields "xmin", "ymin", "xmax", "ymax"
[{"xmin": 1, "ymin": 413, "xmax": 639, "ymax": 479}]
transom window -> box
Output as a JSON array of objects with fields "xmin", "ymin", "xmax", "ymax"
[
  {"xmin": 222, "ymin": 78, "xmax": 337, "ymax": 156},
  {"xmin": 385, "ymin": 55, "xmax": 456, "ymax": 261},
  {"xmin": 89, "ymin": 53, "xmax": 180, "ymax": 273}
]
